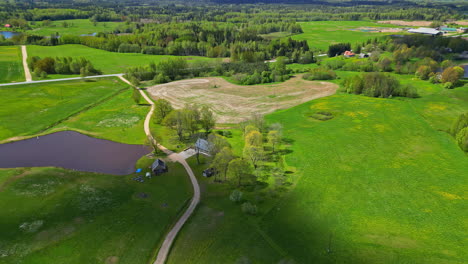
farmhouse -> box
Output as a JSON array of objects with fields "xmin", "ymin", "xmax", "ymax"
[
  {"xmin": 344, "ymin": 51, "xmax": 355, "ymax": 57},
  {"xmin": 4, "ymin": 24, "xmax": 11, "ymax": 28},
  {"xmin": 152, "ymin": 159, "xmax": 168, "ymax": 175},
  {"xmin": 195, "ymin": 138, "xmax": 212, "ymax": 156},
  {"xmin": 408, "ymin": 28, "xmax": 442, "ymax": 36}
]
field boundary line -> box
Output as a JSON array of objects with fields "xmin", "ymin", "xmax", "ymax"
[{"xmin": 21, "ymin": 45, "xmax": 32, "ymax": 82}]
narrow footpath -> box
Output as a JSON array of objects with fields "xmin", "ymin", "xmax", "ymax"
[
  {"xmin": 21, "ymin": 45, "xmax": 32, "ymax": 82},
  {"xmin": 118, "ymin": 76, "xmax": 201, "ymax": 264}
]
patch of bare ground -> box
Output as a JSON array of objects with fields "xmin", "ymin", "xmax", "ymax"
[
  {"xmin": 147, "ymin": 75, "xmax": 338, "ymax": 123},
  {"xmin": 377, "ymin": 20, "xmax": 432, "ymax": 27}
]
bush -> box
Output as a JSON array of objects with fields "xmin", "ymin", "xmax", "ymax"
[
  {"xmin": 303, "ymin": 68, "xmax": 337, "ymax": 80},
  {"xmin": 344, "ymin": 72, "xmax": 418, "ymax": 98},
  {"xmin": 230, "ymin": 190, "xmax": 243, "ymax": 203},
  {"xmin": 241, "ymin": 202, "xmax": 258, "ymax": 215},
  {"xmin": 443, "ymin": 82, "xmax": 454, "ymax": 89},
  {"xmin": 456, "ymin": 127, "xmax": 468, "ymax": 152}
]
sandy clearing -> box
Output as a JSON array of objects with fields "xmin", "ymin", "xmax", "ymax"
[
  {"xmin": 147, "ymin": 76, "xmax": 338, "ymax": 123},
  {"xmin": 378, "ymin": 20, "xmax": 468, "ymax": 27}
]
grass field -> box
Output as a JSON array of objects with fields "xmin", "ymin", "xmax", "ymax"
[
  {"xmin": 0, "ymin": 78, "xmax": 127, "ymax": 142},
  {"xmin": 27, "ymin": 45, "xmax": 217, "ymax": 75},
  {"xmin": 26, "ymin": 19, "xmax": 122, "ymax": 36},
  {"xmin": 47, "ymin": 88, "xmax": 149, "ymax": 144},
  {"xmin": 0, "ymin": 158, "xmax": 191, "ymax": 264},
  {"xmin": 167, "ymin": 77, "xmax": 468, "ymax": 263},
  {"xmin": 0, "ymin": 46, "xmax": 24, "ymax": 83},
  {"xmin": 292, "ymin": 21, "xmax": 402, "ymax": 52}
]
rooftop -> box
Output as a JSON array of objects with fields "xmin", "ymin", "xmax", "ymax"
[{"xmin": 408, "ymin": 28, "xmax": 441, "ymax": 35}]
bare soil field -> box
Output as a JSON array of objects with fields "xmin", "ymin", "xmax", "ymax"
[
  {"xmin": 147, "ymin": 76, "xmax": 338, "ymax": 123},
  {"xmin": 354, "ymin": 27, "xmax": 404, "ymax": 33}
]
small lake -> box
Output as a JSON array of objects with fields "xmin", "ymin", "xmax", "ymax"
[
  {"xmin": 0, "ymin": 31, "xmax": 19, "ymax": 39},
  {"xmin": 0, "ymin": 131, "xmax": 151, "ymax": 175}
]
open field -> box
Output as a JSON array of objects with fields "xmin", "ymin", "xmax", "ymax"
[
  {"xmin": 0, "ymin": 78, "xmax": 127, "ymax": 142},
  {"xmin": 47, "ymin": 88, "xmax": 149, "ymax": 144},
  {"xmin": 0, "ymin": 46, "xmax": 24, "ymax": 83},
  {"xmin": 27, "ymin": 45, "xmax": 217, "ymax": 75},
  {"xmin": 292, "ymin": 21, "xmax": 402, "ymax": 52},
  {"xmin": 26, "ymin": 19, "xmax": 122, "ymax": 36},
  {"xmin": 147, "ymin": 76, "xmax": 338, "ymax": 123},
  {"xmin": 0, "ymin": 158, "xmax": 192, "ymax": 264},
  {"xmin": 378, "ymin": 20, "xmax": 468, "ymax": 27},
  {"xmin": 167, "ymin": 77, "xmax": 468, "ymax": 263}
]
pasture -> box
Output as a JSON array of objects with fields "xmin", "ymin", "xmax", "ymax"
[
  {"xmin": 292, "ymin": 21, "xmax": 402, "ymax": 52},
  {"xmin": 167, "ymin": 79, "xmax": 468, "ymax": 263},
  {"xmin": 147, "ymin": 76, "xmax": 338, "ymax": 123},
  {"xmin": 26, "ymin": 19, "xmax": 122, "ymax": 36},
  {"xmin": 0, "ymin": 160, "xmax": 191, "ymax": 264},
  {"xmin": 27, "ymin": 45, "xmax": 217, "ymax": 75},
  {"xmin": 0, "ymin": 46, "xmax": 24, "ymax": 83},
  {"xmin": 0, "ymin": 78, "xmax": 127, "ymax": 142}
]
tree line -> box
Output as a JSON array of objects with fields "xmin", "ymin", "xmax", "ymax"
[{"xmin": 27, "ymin": 56, "xmax": 101, "ymax": 78}]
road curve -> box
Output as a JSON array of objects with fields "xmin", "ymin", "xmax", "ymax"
[
  {"xmin": 118, "ymin": 76, "xmax": 201, "ymax": 264},
  {"xmin": 0, "ymin": 74, "xmax": 124, "ymax": 87},
  {"xmin": 21, "ymin": 45, "xmax": 32, "ymax": 82}
]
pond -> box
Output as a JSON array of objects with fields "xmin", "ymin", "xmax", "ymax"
[
  {"xmin": 0, "ymin": 131, "xmax": 151, "ymax": 175},
  {"xmin": 0, "ymin": 31, "xmax": 19, "ymax": 39}
]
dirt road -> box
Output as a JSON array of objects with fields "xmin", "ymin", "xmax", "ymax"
[{"xmin": 21, "ymin": 45, "xmax": 32, "ymax": 82}]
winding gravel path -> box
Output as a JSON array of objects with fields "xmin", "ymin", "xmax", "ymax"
[{"xmin": 118, "ymin": 76, "xmax": 200, "ymax": 264}]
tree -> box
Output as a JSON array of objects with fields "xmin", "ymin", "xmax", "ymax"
[
  {"xmin": 153, "ymin": 99, "xmax": 173, "ymax": 124},
  {"xmin": 441, "ymin": 66, "xmax": 464, "ymax": 85},
  {"xmin": 132, "ymin": 87, "xmax": 142, "ymax": 104},
  {"xmin": 212, "ymin": 147, "xmax": 234, "ymax": 182},
  {"xmin": 245, "ymin": 130, "xmax": 263, "ymax": 147},
  {"xmin": 182, "ymin": 105, "xmax": 200, "ymax": 136},
  {"xmin": 241, "ymin": 202, "xmax": 258, "ymax": 215},
  {"xmin": 163, "ymin": 110, "xmax": 185, "ymax": 141},
  {"xmin": 415, "ymin": 65, "xmax": 432, "ymax": 80},
  {"xmin": 244, "ymin": 125, "xmax": 258, "ymax": 136},
  {"xmin": 456, "ymin": 127, "xmax": 468, "ymax": 152},
  {"xmin": 228, "ymin": 158, "xmax": 252, "ymax": 187},
  {"xmin": 267, "ymin": 130, "xmax": 281, "ymax": 153},
  {"xmin": 450, "ymin": 112, "xmax": 468, "ymax": 136},
  {"xmin": 229, "ymin": 190, "xmax": 243, "ymax": 203},
  {"xmin": 272, "ymin": 167, "xmax": 288, "ymax": 188},
  {"xmin": 243, "ymin": 145, "xmax": 264, "ymax": 169},
  {"xmin": 207, "ymin": 133, "xmax": 231, "ymax": 156},
  {"xmin": 200, "ymin": 106, "xmax": 216, "ymax": 133}
]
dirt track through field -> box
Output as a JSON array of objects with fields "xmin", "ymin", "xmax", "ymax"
[{"xmin": 147, "ymin": 76, "xmax": 338, "ymax": 123}]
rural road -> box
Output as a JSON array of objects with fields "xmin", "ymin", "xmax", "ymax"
[
  {"xmin": 0, "ymin": 74, "xmax": 124, "ymax": 87},
  {"xmin": 21, "ymin": 45, "xmax": 32, "ymax": 82},
  {"xmin": 118, "ymin": 76, "xmax": 201, "ymax": 264}
]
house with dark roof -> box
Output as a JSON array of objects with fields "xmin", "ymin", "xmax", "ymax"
[{"xmin": 152, "ymin": 159, "xmax": 168, "ymax": 175}]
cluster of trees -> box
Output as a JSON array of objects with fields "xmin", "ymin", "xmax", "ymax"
[
  {"xmin": 125, "ymin": 57, "xmax": 293, "ymax": 86},
  {"xmin": 303, "ymin": 67, "xmax": 337, "ymax": 81},
  {"xmin": 328, "ymin": 43, "xmax": 351, "ymax": 57},
  {"xmin": 152, "ymin": 99, "xmax": 216, "ymax": 141},
  {"xmin": 343, "ymin": 72, "xmax": 418, "ymax": 98},
  {"xmin": 450, "ymin": 113, "xmax": 468, "ymax": 153},
  {"xmin": 27, "ymin": 56, "xmax": 101, "ymax": 78}
]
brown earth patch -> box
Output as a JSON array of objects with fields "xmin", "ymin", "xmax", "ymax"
[
  {"xmin": 147, "ymin": 75, "xmax": 338, "ymax": 123},
  {"xmin": 377, "ymin": 20, "xmax": 432, "ymax": 27},
  {"xmin": 105, "ymin": 256, "xmax": 119, "ymax": 264},
  {"xmin": 355, "ymin": 27, "xmax": 404, "ymax": 33}
]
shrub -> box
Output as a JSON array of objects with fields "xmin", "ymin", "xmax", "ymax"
[
  {"xmin": 443, "ymin": 82, "xmax": 454, "ymax": 89},
  {"xmin": 241, "ymin": 202, "xmax": 258, "ymax": 215},
  {"xmin": 310, "ymin": 111, "xmax": 334, "ymax": 121},
  {"xmin": 456, "ymin": 127, "xmax": 468, "ymax": 152},
  {"xmin": 303, "ymin": 68, "xmax": 337, "ymax": 80},
  {"xmin": 230, "ymin": 190, "xmax": 243, "ymax": 203},
  {"xmin": 344, "ymin": 72, "xmax": 418, "ymax": 98}
]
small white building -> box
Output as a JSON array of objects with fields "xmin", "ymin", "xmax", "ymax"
[{"xmin": 408, "ymin": 28, "xmax": 442, "ymax": 36}]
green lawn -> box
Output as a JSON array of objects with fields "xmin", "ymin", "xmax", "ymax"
[
  {"xmin": 26, "ymin": 19, "xmax": 122, "ymax": 36},
  {"xmin": 48, "ymin": 88, "xmax": 149, "ymax": 144},
  {"xmin": 0, "ymin": 78, "xmax": 127, "ymax": 142},
  {"xmin": 293, "ymin": 21, "xmax": 401, "ymax": 52},
  {"xmin": 0, "ymin": 159, "xmax": 192, "ymax": 264},
  {"xmin": 27, "ymin": 45, "xmax": 218, "ymax": 75},
  {"xmin": 167, "ymin": 78, "xmax": 468, "ymax": 263},
  {"xmin": 0, "ymin": 46, "xmax": 24, "ymax": 83}
]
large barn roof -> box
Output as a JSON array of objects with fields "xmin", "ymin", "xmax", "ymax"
[{"xmin": 408, "ymin": 28, "xmax": 441, "ymax": 35}]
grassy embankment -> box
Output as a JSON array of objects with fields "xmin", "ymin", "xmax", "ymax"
[
  {"xmin": 167, "ymin": 76, "xmax": 468, "ymax": 263},
  {"xmin": 292, "ymin": 21, "xmax": 402, "ymax": 52},
  {"xmin": 27, "ymin": 44, "xmax": 218, "ymax": 79},
  {"xmin": 25, "ymin": 19, "xmax": 122, "ymax": 36},
  {"xmin": 0, "ymin": 46, "xmax": 24, "ymax": 83},
  {"xmin": 0, "ymin": 78, "xmax": 130, "ymax": 142}
]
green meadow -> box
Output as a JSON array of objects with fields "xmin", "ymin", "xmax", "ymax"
[
  {"xmin": 27, "ymin": 45, "xmax": 217, "ymax": 75},
  {"xmin": 48, "ymin": 88, "xmax": 149, "ymax": 144},
  {"xmin": 0, "ymin": 160, "xmax": 191, "ymax": 264},
  {"xmin": 292, "ymin": 21, "xmax": 401, "ymax": 52},
  {"xmin": 0, "ymin": 78, "xmax": 127, "ymax": 142},
  {"xmin": 167, "ymin": 78, "xmax": 468, "ymax": 263},
  {"xmin": 26, "ymin": 19, "xmax": 122, "ymax": 36},
  {"xmin": 0, "ymin": 46, "xmax": 24, "ymax": 83}
]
